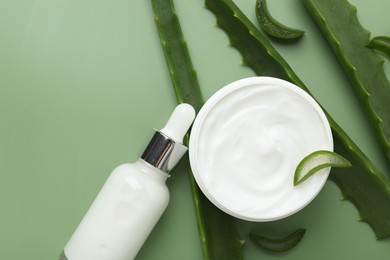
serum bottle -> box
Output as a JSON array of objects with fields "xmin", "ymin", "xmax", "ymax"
[{"xmin": 60, "ymin": 103, "xmax": 196, "ymax": 260}]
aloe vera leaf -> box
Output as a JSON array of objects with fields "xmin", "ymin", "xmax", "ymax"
[
  {"xmin": 204, "ymin": 0, "xmax": 390, "ymax": 239},
  {"xmin": 256, "ymin": 0, "xmax": 304, "ymax": 40},
  {"xmin": 151, "ymin": 0, "xmax": 244, "ymax": 258},
  {"xmin": 151, "ymin": 0, "xmax": 203, "ymax": 113},
  {"xmin": 367, "ymin": 36, "xmax": 390, "ymax": 59},
  {"xmin": 250, "ymin": 228, "xmax": 306, "ymax": 253},
  {"xmin": 302, "ymin": 0, "xmax": 390, "ymax": 166}
]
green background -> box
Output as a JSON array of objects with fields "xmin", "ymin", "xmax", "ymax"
[{"xmin": 1, "ymin": 0, "xmax": 389, "ymax": 259}]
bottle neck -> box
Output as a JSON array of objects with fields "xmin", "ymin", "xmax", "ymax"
[{"xmin": 140, "ymin": 130, "xmax": 187, "ymax": 174}]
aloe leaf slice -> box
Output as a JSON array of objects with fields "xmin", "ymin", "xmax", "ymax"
[
  {"xmin": 294, "ymin": 150, "xmax": 351, "ymax": 186},
  {"xmin": 256, "ymin": 0, "xmax": 304, "ymax": 40},
  {"xmin": 367, "ymin": 36, "xmax": 390, "ymax": 59},
  {"xmin": 250, "ymin": 228, "xmax": 306, "ymax": 253}
]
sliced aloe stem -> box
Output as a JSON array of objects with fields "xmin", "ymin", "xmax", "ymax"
[
  {"xmin": 294, "ymin": 150, "xmax": 351, "ymax": 186},
  {"xmin": 367, "ymin": 36, "xmax": 390, "ymax": 59},
  {"xmin": 256, "ymin": 0, "xmax": 304, "ymax": 40},
  {"xmin": 151, "ymin": 0, "xmax": 244, "ymax": 259},
  {"xmin": 204, "ymin": 0, "xmax": 390, "ymax": 239},
  {"xmin": 250, "ymin": 228, "xmax": 306, "ymax": 253},
  {"xmin": 303, "ymin": 0, "xmax": 390, "ymax": 167}
]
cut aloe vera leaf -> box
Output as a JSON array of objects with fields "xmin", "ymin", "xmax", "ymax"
[
  {"xmin": 256, "ymin": 0, "xmax": 304, "ymax": 40},
  {"xmin": 250, "ymin": 228, "xmax": 306, "ymax": 253},
  {"xmin": 294, "ymin": 150, "xmax": 351, "ymax": 186}
]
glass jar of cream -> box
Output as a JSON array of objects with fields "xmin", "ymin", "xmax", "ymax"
[{"xmin": 189, "ymin": 77, "xmax": 333, "ymax": 221}]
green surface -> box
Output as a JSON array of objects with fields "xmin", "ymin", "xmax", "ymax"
[{"xmin": 0, "ymin": 0, "xmax": 389, "ymax": 259}]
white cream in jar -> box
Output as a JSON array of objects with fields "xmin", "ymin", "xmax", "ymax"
[{"xmin": 189, "ymin": 77, "xmax": 333, "ymax": 221}]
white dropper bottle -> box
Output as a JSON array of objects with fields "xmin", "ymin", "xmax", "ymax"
[{"xmin": 61, "ymin": 104, "xmax": 196, "ymax": 260}]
